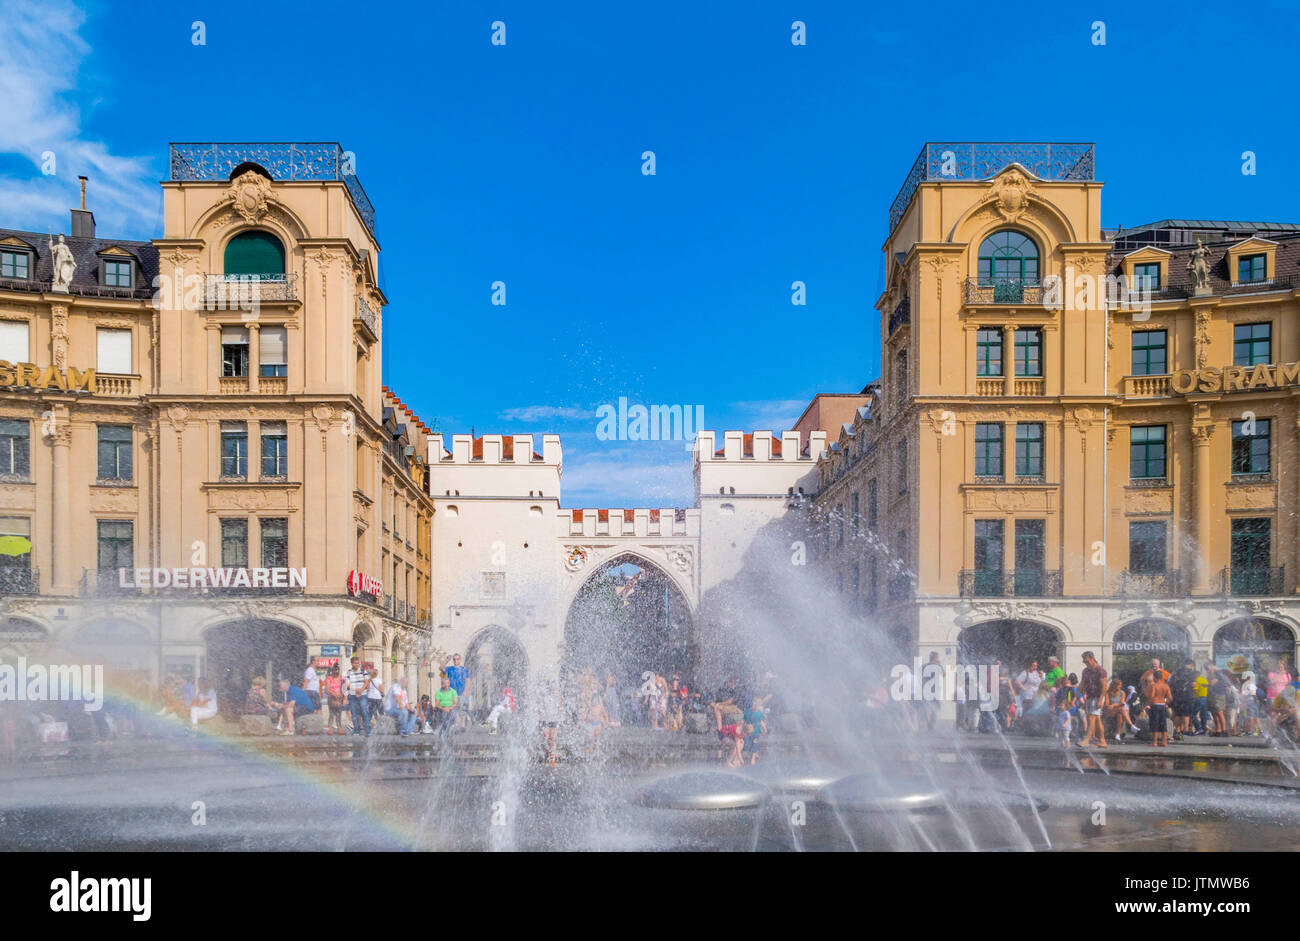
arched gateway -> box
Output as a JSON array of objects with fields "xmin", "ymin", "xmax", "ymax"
[{"xmin": 563, "ymin": 553, "xmax": 695, "ymax": 692}]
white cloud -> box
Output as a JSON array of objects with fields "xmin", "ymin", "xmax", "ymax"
[
  {"xmin": 499, "ymin": 405, "xmax": 598, "ymax": 423},
  {"xmin": 0, "ymin": 0, "xmax": 158, "ymax": 237}
]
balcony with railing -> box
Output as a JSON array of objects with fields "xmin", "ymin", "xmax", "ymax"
[
  {"xmin": 889, "ymin": 142, "xmax": 1094, "ymax": 233},
  {"xmin": 0, "ymin": 566, "xmax": 39, "ymax": 595},
  {"xmin": 888, "ymin": 296, "xmax": 910, "ymax": 335},
  {"xmin": 218, "ymin": 375, "xmax": 249, "ymax": 394},
  {"xmin": 94, "ymin": 374, "xmax": 141, "ymax": 397},
  {"xmin": 355, "ymin": 296, "xmax": 379, "ymax": 340},
  {"xmin": 959, "ymin": 569, "xmax": 1063, "ymax": 598},
  {"xmin": 963, "ymin": 278, "xmax": 1046, "ymax": 306},
  {"xmin": 204, "ymin": 273, "xmax": 298, "ymax": 306},
  {"xmin": 1223, "ymin": 566, "xmax": 1286, "ymax": 596},
  {"xmin": 80, "ymin": 568, "xmax": 139, "ymax": 596},
  {"xmin": 1122, "ymin": 374, "xmax": 1172, "ymax": 398},
  {"xmin": 170, "ymin": 143, "xmax": 376, "ymax": 238},
  {"xmin": 1117, "ymin": 569, "xmax": 1183, "ymax": 598}
]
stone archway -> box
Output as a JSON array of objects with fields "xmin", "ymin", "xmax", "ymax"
[
  {"xmin": 1213, "ymin": 617, "xmax": 1296, "ymax": 676},
  {"xmin": 957, "ymin": 619, "xmax": 1062, "ymax": 673},
  {"xmin": 563, "ymin": 553, "xmax": 694, "ymax": 701},
  {"xmin": 465, "ymin": 626, "xmax": 528, "ymax": 721},
  {"xmin": 1111, "ymin": 619, "xmax": 1190, "ymax": 688},
  {"xmin": 204, "ymin": 619, "xmax": 307, "ymax": 712}
]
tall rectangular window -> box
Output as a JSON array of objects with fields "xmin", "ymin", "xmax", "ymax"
[
  {"xmin": 1015, "ymin": 423, "xmax": 1044, "ymax": 477},
  {"xmin": 1013, "ymin": 519, "xmax": 1045, "ymax": 595},
  {"xmin": 1232, "ymin": 418, "xmax": 1271, "ymax": 476},
  {"xmin": 866, "ymin": 479, "xmax": 877, "ymax": 530},
  {"xmin": 897, "ymin": 439, "xmax": 907, "ymax": 492},
  {"xmin": 221, "ymin": 326, "xmax": 250, "ymax": 377},
  {"xmin": 850, "ymin": 491, "xmax": 860, "ymax": 537},
  {"xmin": 836, "ymin": 504, "xmax": 844, "ymax": 547},
  {"xmin": 221, "ymin": 518, "xmax": 249, "ymax": 568},
  {"xmin": 896, "ymin": 350, "xmax": 908, "ymax": 398},
  {"xmin": 1131, "ymin": 330, "xmax": 1167, "ymax": 376},
  {"xmin": 974, "ymin": 423, "xmax": 1003, "ymax": 477},
  {"xmin": 0, "ymin": 517, "xmax": 32, "ymax": 581},
  {"xmin": 260, "ymin": 517, "xmax": 288, "ymax": 568},
  {"xmin": 96, "ymin": 425, "xmax": 132, "ymax": 481},
  {"xmin": 1014, "ymin": 328, "xmax": 1042, "ymax": 377},
  {"xmin": 96, "ymin": 520, "xmax": 133, "ymax": 571},
  {"xmin": 259, "ymin": 326, "xmax": 287, "ymax": 378},
  {"xmin": 0, "ymin": 419, "xmax": 30, "ymax": 479},
  {"xmin": 973, "ymin": 519, "xmax": 1004, "ymax": 595},
  {"xmin": 0, "ymin": 320, "xmax": 29, "ymax": 362},
  {"xmin": 96, "ymin": 327, "xmax": 132, "ymax": 374},
  {"xmin": 0, "ymin": 251, "xmax": 30, "ymax": 280},
  {"xmin": 1133, "ymin": 262, "xmax": 1161, "ymax": 290},
  {"xmin": 260, "ymin": 421, "xmax": 288, "ymax": 478},
  {"xmin": 1130, "ymin": 425, "xmax": 1167, "ymax": 480},
  {"xmin": 220, "ymin": 422, "xmax": 248, "ymax": 478},
  {"xmin": 1233, "ymin": 323, "xmax": 1271, "ymax": 366},
  {"xmin": 1230, "ymin": 518, "xmax": 1271, "ymax": 594},
  {"xmin": 976, "ymin": 327, "xmax": 1003, "ymax": 376},
  {"xmin": 1237, "ymin": 254, "xmax": 1267, "ymax": 284},
  {"xmin": 1129, "ymin": 521, "xmax": 1167, "ymax": 574}
]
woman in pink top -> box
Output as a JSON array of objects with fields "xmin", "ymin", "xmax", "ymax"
[{"xmin": 1266, "ymin": 657, "xmax": 1292, "ymax": 702}]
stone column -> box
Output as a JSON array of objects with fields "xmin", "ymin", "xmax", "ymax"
[
  {"xmin": 247, "ymin": 322, "xmax": 260, "ymax": 393},
  {"xmin": 1002, "ymin": 323, "xmax": 1017, "ymax": 396},
  {"xmin": 50, "ymin": 418, "xmax": 73, "ymax": 592},
  {"xmin": 1192, "ymin": 423, "xmax": 1216, "ymax": 593}
]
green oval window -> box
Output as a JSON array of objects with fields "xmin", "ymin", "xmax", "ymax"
[{"xmin": 224, "ymin": 231, "xmax": 285, "ymax": 276}]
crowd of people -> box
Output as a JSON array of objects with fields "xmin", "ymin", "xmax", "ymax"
[{"xmin": 970, "ymin": 653, "xmax": 1299, "ymax": 748}]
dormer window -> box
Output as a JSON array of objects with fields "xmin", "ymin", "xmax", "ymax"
[
  {"xmin": 1133, "ymin": 262, "xmax": 1161, "ymax": 290},
  {"xmin": 1237, "ymin": 253, "xmax": 1266, "ymax": 284},
  {"xmin": 0, "ymin": 250, "xmax": 30, "ymax": 280},
  {"xmin": 103, "ymin": 259, "xmax": 132, "ymax": 288}
]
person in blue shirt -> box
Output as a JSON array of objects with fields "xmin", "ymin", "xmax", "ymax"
[
  {"xmin": 443, "ymin": 654, "xmax": 469, "ymax": 729},
  {"xmin": 268, "ymin": 677, "xmax": 316, "ymax": 735}
]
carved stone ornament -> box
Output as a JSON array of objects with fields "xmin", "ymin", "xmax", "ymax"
[
  {"xmin": 955, "ymin": 600, "xmax": 1049, "ymax": 629},
  {"xmin": 166, "ymin": 405, "xmax": 191, "ymax": 432},
  {"xmin": 564, "ymin": 546, "xmax": 589, "ymax": 572},
  {"xmin": 227, "ymin": 170, "xmax": 274, "ymax": 226},
  {"xmin": 664, "ymin": 547, "xmax": 691, "ymax": 572},
  {"xmin": 311, "ymin": 404, "xmax": 334, "ymax": 432},
  {"xmin": 990, "ymin": 168, "xmax": 1037, "ymax": 223}
]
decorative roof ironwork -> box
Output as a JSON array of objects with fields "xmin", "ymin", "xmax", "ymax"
[
  {"xmin": 889, "ymin": 142, "xmax": 1095, "ymax": 233},
  {"xmin": 169, "ymin": 142, "xmax": 377, "ymax": 239}
]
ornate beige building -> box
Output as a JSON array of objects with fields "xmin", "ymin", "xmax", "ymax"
[
  {"xmin": 816, "ymin": 143, "xmax": 1300, "ymax": 686},
  {"xmin": 0, "ymin": 145, "xmax": 433, "ymax": 698}
]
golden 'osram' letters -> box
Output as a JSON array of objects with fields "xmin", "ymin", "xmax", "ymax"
[
  {"xmin": 1223, "ymin": 365, "xmax": 1246, "ymax": 391},
  {"xmin": 1171, "ymin": 370, "xmax": 1196, "ymax": 393},
  {"xmin": 1198, "ymin": 367, "xmax": 1222, "ymax": 393},
  {"xmin": 0, "ymin": 362, "xmax": 98, "ymax": 393}
]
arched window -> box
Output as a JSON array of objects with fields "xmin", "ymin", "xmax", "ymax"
[
  {"xmin": 977, "ymin": 231, "xmax": 1039, "ymax": 297},
  {"xmin": 224, "ymin": 231, "xmax": 285, "ymax": 277}
]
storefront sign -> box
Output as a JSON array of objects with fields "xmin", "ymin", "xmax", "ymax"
[
  {"xmin": 0, "ymin": 362, "xmax": 96, "ymax": 393},
  {"xmin": 320, "ymin": 645, "xmax": 341, "ymax": 656},
  {"xmin": 1171, "ymin": 362, "xmax": 1300, "ymax": 394},
  {"xmin": 347, "ymin": 570, "xmax": 383, "ymax": 601},
  {"xmin": 117, "ymin": 567, "xmax": 307, "ymax": 589}
]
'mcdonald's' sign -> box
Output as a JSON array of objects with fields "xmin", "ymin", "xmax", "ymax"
[{"xmin": 347, "ymin": 570, "xmax": 383, "ymax": 601}]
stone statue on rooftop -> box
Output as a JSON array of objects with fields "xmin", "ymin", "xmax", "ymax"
[
  {"xmin": 48, "ymin": 233, "xmax": 75, "ymax": 293},
  {"xmin": 1187, "ymin": 237, "xmax": 1212, "ymax": 296}
]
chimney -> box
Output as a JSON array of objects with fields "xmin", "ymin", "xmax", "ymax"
[{"xmin": 70, "ymin": 175, "xmax": 95, "ymax": 239}]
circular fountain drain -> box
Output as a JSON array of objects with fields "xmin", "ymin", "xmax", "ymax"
[
  {"xmin": 636, "ymin": 770, "xmax": 769, "ymax": 810},
  {"xmin": 819, "ymin": 773, "xmax": 945, "ymax": 812}
]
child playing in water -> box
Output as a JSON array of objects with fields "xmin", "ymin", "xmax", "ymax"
[{"xmin": 1055, "ymin": 699, "xmax": 1072, "ymax": 748}]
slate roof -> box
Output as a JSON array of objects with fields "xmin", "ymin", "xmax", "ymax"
[
  {"xmin": 1106, "ymin": 231, "xmax": 1300, "ymax": 297},
  {"xmin": 0, "ymin": 227, "xmax": 159, "ymax": 298}
]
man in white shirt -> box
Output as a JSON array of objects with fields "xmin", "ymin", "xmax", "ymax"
[
  {"xmin": 1014, "ymin": 660, "xmax": 1044, "ymax": 724},
  {"xmin": 384, "ymin": 676, "xmax": 417, "ymax": 736},
  {"xmin": 189, "ymin": 677, "xmax": 218, "ymax": 730},
  {"xmin": 302, "ymin": 661, "xmax": 321, "ymax": 712}
]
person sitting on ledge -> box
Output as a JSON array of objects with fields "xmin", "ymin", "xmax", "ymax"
[
  {"xmin": 244, "ymin": 677, "xmax": 271, "ymax": 716},
  {"xmin": 268, "ymin": 677, "xmax": 316, "ymax": 736},
  {"xmin": 188, "ymin": 677, "xmax": 218, "ymax": 731}
]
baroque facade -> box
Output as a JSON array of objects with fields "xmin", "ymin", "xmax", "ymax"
[
  {"xmin": 814, "ymin": 143, "xmax": 1300, "ymax": 686},
  {"xmin": 0, "ymin": 145, "xmax": 434, "ymax": 697}
]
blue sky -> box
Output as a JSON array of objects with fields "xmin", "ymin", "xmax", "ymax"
[{"xmin": 3, "ymin": 0, "xmax": 1300, "ymax": 506}]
